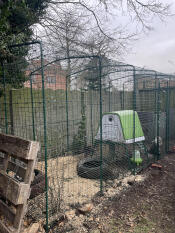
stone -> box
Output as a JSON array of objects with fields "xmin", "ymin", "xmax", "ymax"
[
  {"xmin": 135, "ymin": 175, "xmax": 145, "ymax": 182},
  {"xmin": 26, "ymin": 223, "xmax": 40, "ymax": 233},
  {"xmin": 76, "ymin": 203, "xmax": 94, "ymax": 215},
  {"xmin": 65, "ymin": 210, "xmax": 76, "ymax": 220},
  {"xmin": 90, "ymin": 229, "xmax": 100, "ymax": 233}
]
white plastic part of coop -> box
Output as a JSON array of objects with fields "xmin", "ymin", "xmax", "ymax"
[{"xmin": 95, "ymin": 110, "xmax": 145, "ymax": 144}]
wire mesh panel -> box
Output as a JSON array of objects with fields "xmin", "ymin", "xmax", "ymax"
[
  {"xmin": 157, "ymin": 77, "xmax": 175, "ymax": 154},
  {"xmin": 1, "ymin": 43, "xmax": 175, "ymax": 232},
  {"xmin": 168, "ymin": 85, "xmax": 175, "ymax": 152},
  {"xmin": 96, "ymin": 67, "xmax": 136, "ymax": 181},
  {"xmin": 0, "ymin": 42, "xmax": 49, "ymax": 227},
  {"xmin": 135, "ymin": 74, "xmax": 157, "ymax": 164}
]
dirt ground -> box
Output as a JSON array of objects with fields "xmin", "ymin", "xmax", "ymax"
[
  {"xmin": 27, "ymin": 154, "xmax": 101, "ymax": 223},
  {"xmin": 1, "ymin": 151, "xmax": 175, "ymax": 232},
  {"xmin": 28, "ymin": 150, "xmax": 133, "ymax": 223},
  {"xmin": 51, "ymin": 153, "xmax": 175, "ymax": 233},
  {"xmin": 36, "ymin": 154, "xmax": 100, "ymax": 205},
  {"xmin": 34, "ymin": 146, "xmax": 133, "ymax": 209}
]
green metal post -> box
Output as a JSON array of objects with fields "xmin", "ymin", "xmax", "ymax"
[
  {"xmin": 9, "ymin": 41, "xmax": 50, "ymax": 231},
  {"xmin": 30, "ymin": 75, "xmax": 36, "ymax": 140},
  {"xmin": 132, "ymin": 67, "xmax": 136, "ymax": 174},
  {"xmin": 122, "ymin": 83, "xmax": 125, "ymax": 110},
  {"xmin": 2, "ymin": 63, "xmax": 8, "ymax": 134},
  {"xmin": 108, "ymin": 81, "xmax": 111, "ymax": 112},
  {"xmin": 99, "ymin": 57, "xmax": 103, "ymax": 194},
  {"xmin": 156, "ymin": 81, "xmax": 160, "ymax": 160},
  {"xmin": 65, "ymin": 75, "xmax": 69, "ymax": 151},
  {"xmin": 154, "ymin": 73, "xmax": 157, "ymax": 162},
  {"xmin": 80, "ymin": 89, "xmax": 86, "ymax": 147},
  {"xmin": 39, "ymin": 42, "xmax": 49, "ymax": 232},
  {"xmin": 90, "ymin": 88, "xmax": 94, "ymax": 145},
  {"xmin": 9, "ymin": 89, "xmax": 14, "ymax": 135},
  {"xmin": 165, "ymin": 80, "xmax": 170, "ymax": 153}
]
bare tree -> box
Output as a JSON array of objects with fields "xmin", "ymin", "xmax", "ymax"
[
  {"xmin": 39, "ymin": 2, "xmax": 137, "ymax": 59},
  {"xmin": 47, "ymin": 0, "xmax": 172, "ymax": 33},
  {"xmin": 39, "ymin": 6, "xmax": 90, "ymax": 86},
  {"xmin": 34, "ymin": 0, "xmax": 172, "ymax": 87},
  {"xmin": 39, "ymin": 0, "xmax": 172, "ymax": 58}
]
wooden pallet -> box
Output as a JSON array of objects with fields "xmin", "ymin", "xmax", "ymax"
[{"xmin": 0, "ymin": 133, "xmax": 40, "ymax": 233}]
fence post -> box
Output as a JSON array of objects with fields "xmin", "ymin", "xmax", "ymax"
[
  {"xmin": 156, "ymin": 81, "xmax": 161, "ymax": 160},
  {"xmin": 165, "ymin": 80, "xmax": 170, "ymax": 153},
  {"xmin": 133, "ymin": 67, "xmax": 136, "ymax": 174},
  {"xmin": 122, "ymin": 83, "xmax": 125, "ymax": 110},
  {"xmin": 154, "ymin": 73, "xmax": 157, "ymax": 161},
  {"xmin": 135, "ymin": 80, "xmax": 140, "ymax": 111},
  {"xmin": 98, "ymin": 56, "xmax": 103, "ymax": 194},
  {"xmin": 2, "ymin": 62, "xmax": 8, "ymax": 134},
  {"xmin": 81, "ymin": 89, "xmax": 86, "ymax": 148},
  {"xmin": 39, "ymin": 42, "xmax": 49, "ymax": 232},
  {"xmin": 30, "ymin": 75, "xmax": 36, "ymax": 140},
  {"xmin": 108, "ymin": 81, "xmax": 111, "ymax": 112},
  {"xmin": 9, "ymin": 89, "xmax": 14, "ymax": 135},
  {"xmin": 66, "ymin": 75, "xmax": 69, "ymax": 151},
  {"xmin": 90, "ymin": 88, "xmax": 94, "ymax": 145}
]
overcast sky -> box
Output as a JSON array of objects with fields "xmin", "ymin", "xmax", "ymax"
[
  {"xmin": 125, "ymin": 1, "xmax": 175, "ymax": 74},
  {"xmin": 40, "ymin": 0, "xmax": 175, "ymax": 74}
]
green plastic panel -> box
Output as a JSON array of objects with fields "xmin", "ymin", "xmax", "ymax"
[{"xmin": 103, "ymin": 110, "xmax": 144, "ymax": 140}]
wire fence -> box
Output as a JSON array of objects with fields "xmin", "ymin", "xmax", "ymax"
[{"xmin": 0, "ymin": 41, "xmax": 175, "ymax": 231}]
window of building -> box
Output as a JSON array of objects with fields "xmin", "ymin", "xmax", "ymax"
[
  {"xmin": 31, "ymin": 75, "xmax": 37, "ymax": 83},
  {"xmin": 46, "ymin": 76, "xmax": 56, "ymax": 84}
]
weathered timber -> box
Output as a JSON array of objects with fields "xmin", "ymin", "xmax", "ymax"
[
  {"xmin": 0, "ymin": 221, "xmax": 17, "ymax": 233},
  {"xmin": 0, "ymin": 171, "xmax": 30, "ymax": 205},
  {"xmin": 3, "ymin": 155, "xmax": 10, "ymax": 171},
  {"xmin": 0, "ymin": 133, "xmax": 40, "ymax": 233},
  {"xmin": 0, "ymin": 157, "xmax": 26, "ymax": 180},
  {"xmin": 13, "ymin": 204, "xmax": 27, "ymax": 229},
  {"xmin": 0, "ymin": 199, "xmax": 15, "ymax": 224},
  {"xmin": 0, "ymin": 133, "xmax": 40, "ymax": 160}
]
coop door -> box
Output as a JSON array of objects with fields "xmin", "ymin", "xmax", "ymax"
[{"xmin": 102, "ymin": 114, "xmax": 124, "ymax": 142}]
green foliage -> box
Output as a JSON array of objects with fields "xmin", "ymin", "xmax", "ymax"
[
  {"xmin": 71, "ymin": 114, "xmax": 87, "ymax": 154},
  {"xmin": 0, "ymin": 0, "xmax": 48, "ymax": 58},
  {"xmin": 83, "ymin": 56, "xmax": 112, "ymax": 90},
  {"xmin": 0, "ymin": 58, "xmax": 28, "ymax": 89},
  {"xmin": 0, "ymin": 0, "xmax": 49, "ymax": 89},
  {"xmin": 71, "ymin": 91, "xmax": 87, "ymax": 154}
]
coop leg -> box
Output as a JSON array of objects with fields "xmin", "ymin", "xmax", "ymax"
[
  {"xmin": 138, "ymin": 141, "xmax": 149, "ymax": 164},
  {"xmin": 142, "ymin": 141, "xmax": 149, "ymax": 164},
  {"xmin": 123, "ymin": 144, "xmax": 133, "ymax": 172},
  {"xmin": 109, "ymin": 143, "xmax": 115, "ymax": 160}
]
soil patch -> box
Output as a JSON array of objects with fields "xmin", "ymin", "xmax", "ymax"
[{"xmin": 53, "ymin": 153, "xmax": 175, "ymax": 233}]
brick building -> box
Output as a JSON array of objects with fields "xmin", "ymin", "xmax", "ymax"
[
  {"xmin": 137, "ymin": 75, "xmax": 175, "ymax": 90},
  {"xmin": 25, "ymin": 60, "xmax": 66, "ymax": 90}
]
